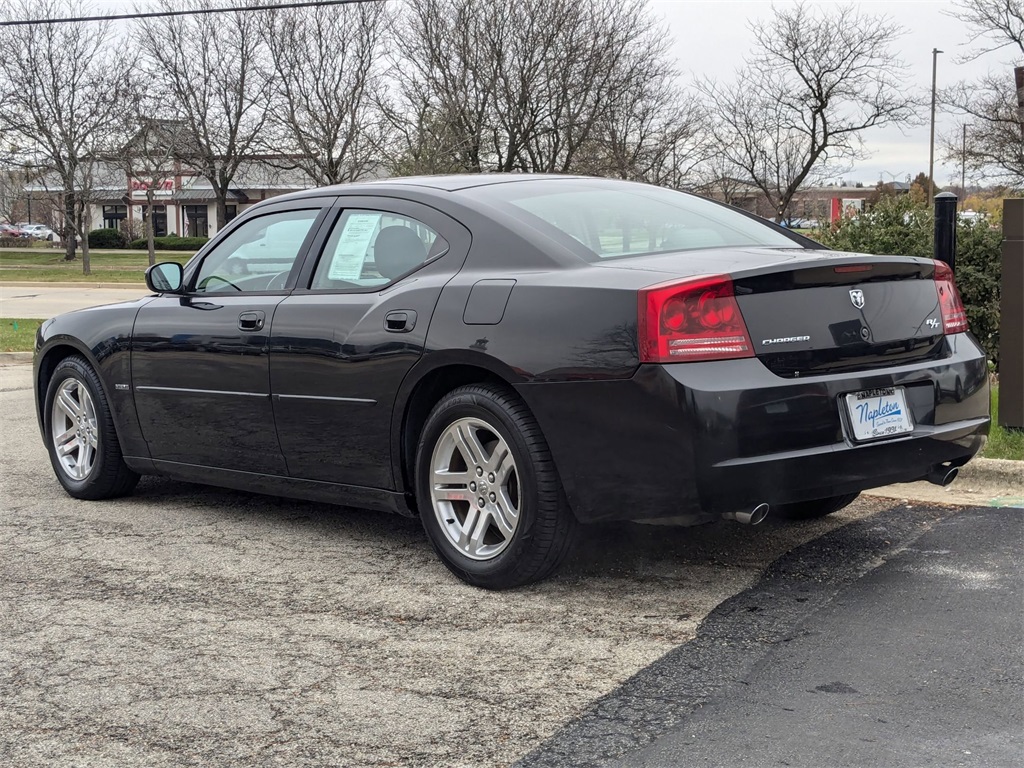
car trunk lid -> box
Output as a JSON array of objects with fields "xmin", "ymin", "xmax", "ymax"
[
  {"xmin": 610, "ymin": 248, "xmax": 952, "ymax": 377},
  {"xmin": 732, "ymin": 256, "xmax": 947, "ymax": 377}
]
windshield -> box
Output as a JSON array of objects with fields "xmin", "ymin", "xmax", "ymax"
[{"xmin": 471, "ymin": 178, "xmax": 801, "ymax": 261}]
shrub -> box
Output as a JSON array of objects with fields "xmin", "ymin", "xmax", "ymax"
[
  {"xmin": 812, "ymin": 195, "xmax": 1003, "ymax": 367},
  {"xmin": 955, "ymin": 219, "xmax": 1002, "ymax": 367},
  {"xmin": 812, "ymin": 195, "xmax": 932, "ymax": 258},
  {"xmin": 88, "ymin": 228, "xmax": 130, "ymax": 249},
  {"xmin": 129, "ymin": 235, "xmax": 208, "ymax": 251},
  {"xmin": 119, "ymin": 217, "xmax": 146, "ymax": 242}
]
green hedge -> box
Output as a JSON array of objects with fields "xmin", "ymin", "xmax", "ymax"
[
  {"xmin": 953, "ymin": 219, "xmax": 1003, "ymax": 368},
  {"xmin": 129, "ymin": 235, "xmax": 208, "ymax": 251},
  {"xmin": 88, "ymin": 228, "xmax": 130, "ymax": 249},
  {"xmin": 814, "ymin": 196, "xmax": 1003, "ymax": 367}
]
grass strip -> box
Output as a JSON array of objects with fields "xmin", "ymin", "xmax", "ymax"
[
  {"xmin": 1, "ymin": 318, "xmax": 43, "ymax": 352},
  {"xmin": 984, "ymin": 386, "xmax": 1024, "ymax": 461}
]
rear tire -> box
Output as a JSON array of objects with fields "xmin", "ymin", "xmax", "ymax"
[
  {"xmin": 415, "ymin": 383, "xmax": 576, "ymax": 589},
  {"xmin": 44, "ymin": 355, "xmax": 139, "ymax": 500},
  {"xmin": 772, "ymin": 492, "xmax": 860, "ymax": 521}
]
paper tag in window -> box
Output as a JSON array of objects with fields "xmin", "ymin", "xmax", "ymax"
[{"xmin": 328, "ymin": 213, "xmax": 381, "ymax": 280}]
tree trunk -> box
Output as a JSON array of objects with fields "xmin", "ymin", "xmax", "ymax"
[
  {"xmin": 215, "ymin": 192, "xmax": 228, "ymax": 237},
  {"xmin": 79, "ymin": 210, "xmax": 90, "ymax": 276},
  {"xmin": 63, "ymin": 192, "xmax": 77, "ymax": 261},
  {"xmin": 146, "ymin": 192, "xmax": 156, "ymax": 266}
]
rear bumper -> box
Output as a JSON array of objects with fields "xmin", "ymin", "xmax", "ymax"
[{"xmin": 516, "ymin": 334, "xmax": 989, "ymax": 523}]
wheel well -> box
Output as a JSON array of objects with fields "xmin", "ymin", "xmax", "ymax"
[
  {"xmin": 400, "ymin": 364, "xmax": 510, "ymax": 511},
  {"xmin": 35, "ymin": 344, "xmax": 81, "ymax": 421}
]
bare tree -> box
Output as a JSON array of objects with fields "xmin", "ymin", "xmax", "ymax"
[
  {"xmin": 388, "ymin": 0, "xmax": 692, "ymax": 177},
  {"xmin": 137, "ymin": 0, "xmax": 272, "ymax": 233},
  {"xmin": 947, "ymin": 0, "xmax": 1024, "ymax": 61},
  {"xmin": 598, "ymin": 87, "xmax": 711, "ymax": 188},
  {"xmin": 0, "ymin": 0, "xmax": 133, "ymax": 268},
  {"xmin": 380, "ymin": 99, "xmax": 472, "ymax": 177},
  {"xmin": 0, "ymin": 166, "xmax": 31, "ymax": 224},
  {"xmin": 387, "ymin": 0, "xmax": 497, "ymax": 174},
  {"xmin": 700, "ymin": 2, "xmax": 918, "ymax": 221},
  {"xmin": 118, "ymin": 117, "xmax": 190, "ymax": 265},
  {"xmin": 261, "ymin": 2, "xmax": 389, "ymax": 185},
  {"xmin": 509, "ymin": 0, "xmax": 675, "ymax": 175},
  {"xmin": 942, "ymin": 76, "xmax": 1024, "ymax": 185},
  {"xmin": 692, "ymin": 157, "xmax": 759, "ymax": 210},
  {"xmin": 941, "ymin": 1, "xmax": 1024, "ymax": 185}
]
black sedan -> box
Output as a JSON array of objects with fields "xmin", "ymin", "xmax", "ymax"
[{"xmin": 34, "ymin": 175, "xmax": 989, "ymax": 589}]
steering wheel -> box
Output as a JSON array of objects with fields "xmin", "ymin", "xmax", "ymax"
[{"xmin": 199, "ymin": 274, "xmax": 242, "ymax": 292}]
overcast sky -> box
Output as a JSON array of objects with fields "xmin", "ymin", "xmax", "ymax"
[{"xmin": 652, "ymin": 0, "xmax": 1009, "ymax": 187}]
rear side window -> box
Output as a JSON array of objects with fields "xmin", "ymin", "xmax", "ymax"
[
  {"xmin": 472, "ymin": 179, "xmax": 799, "ymax": 261},
  {"xmin": 311, "ymin": 210, "xmax": 447, "ymax": 290}
]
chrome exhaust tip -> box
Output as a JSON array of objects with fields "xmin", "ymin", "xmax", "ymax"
[
  {"xmin": 926, "ymin": 465, "xmax": 960, "ymax": 487},
  {"xmin": 721, "ymin": 503, "xmax": 770, "ymax": 526}
]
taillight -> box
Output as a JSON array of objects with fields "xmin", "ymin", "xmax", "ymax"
[
  {"xmin": 933, "ymin": 261, "xmax": 968, "ymax": 334},
  {"xmin": 638, "ymin": 275, "xmax": 754, "ymax": 363}
]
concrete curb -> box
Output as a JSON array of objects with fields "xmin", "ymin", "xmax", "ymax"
[
  {"xmin": 957, "ymin": 456, "xmax": 1024, "ymax": 486},
  {"xmin": 1, "ymin": 281, "xmax": 148, "ymax": 289},
  {"xmin": 0, "ymin": 352, "xmax": 33, "ymax": 364}
]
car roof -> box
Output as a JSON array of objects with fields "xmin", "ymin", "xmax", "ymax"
[{"xmin": 280, "ymin": 173, "xmax": 593, "ymax": 200}]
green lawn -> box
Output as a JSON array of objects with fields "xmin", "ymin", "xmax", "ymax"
[
  {"xmin": 984, "ymin": 386, "xmax": 1024, "ymax": 461},
  {"xmin": 0, "ymin": 250, "xmax": 192, "ymax": 283},
  {"xmin": 0, "ymin": 318, "xmax": 43, "ymax": 352}
]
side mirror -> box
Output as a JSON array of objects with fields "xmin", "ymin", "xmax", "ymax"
[{"xmin": 145, "ymin": 262, "xmax": 184, "ymax": 294}]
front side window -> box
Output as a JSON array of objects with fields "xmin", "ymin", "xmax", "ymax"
[
  {"xmin": 311, "ymin": 210, "xmax": 447, "ymax": 290},
  {"xmin": 193, "ymin": 209, "xmax": 319, "ymax": 293},
  {"xmin": 471, "ymin": 179, "xmax": 801, "ymax": 261}
]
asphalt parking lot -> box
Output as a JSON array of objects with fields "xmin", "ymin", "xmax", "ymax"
[{"xmin": 0, "ymin": 360, "xmax": 908, "ymax": 767}]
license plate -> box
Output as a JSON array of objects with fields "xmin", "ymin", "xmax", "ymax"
[{"xmin": 843, "ymin": 386, "xmax": 914, "ymax": 442}]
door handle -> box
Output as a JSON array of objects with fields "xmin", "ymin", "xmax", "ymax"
[
  {"xmin": 238, "ymin": 310, "xmax": 266, "ymax": 332},
  {"xmin": 385, "ymin": 310, "xmax": 417, "ymax": 333}
]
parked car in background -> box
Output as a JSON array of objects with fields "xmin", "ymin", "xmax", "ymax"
[
  {"xmin": 0, "ymin": 223, "xmax": 25, "ymax": 238},
  {"xmin": 19, "ymin": 224, "xmax": 56, "ymax": 241},
  {"xmin": 781, "ymin": 218, "xmax": 820, "ymax": 229},
  {"xmin": 33, "ymin": 175, "xmax": 990, "ymax": 589}
]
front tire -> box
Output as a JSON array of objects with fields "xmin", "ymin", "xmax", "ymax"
[
  {"xmin": 44, "ymin": 355, "xmax": 139, "ymax": 500},
  {"xmin": 772, "ymin": 492, "xmax": 860, "ymax": 521},
  {"xmin": 415, "ymin": 384, "xmax": 576, "ymax": 589}
]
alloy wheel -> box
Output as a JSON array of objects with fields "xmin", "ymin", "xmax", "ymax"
[
  {"xmin": 50, "ymin": 378, "xmax": 98, "ymax": 481},
  {"xmin": 429, "ymin": 417, "xmax": 521, "ymax": 560}
]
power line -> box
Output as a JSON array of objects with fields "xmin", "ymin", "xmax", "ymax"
[{"xmin": 0, "ymin": 0, "xmax": 386, "ymax": 27}]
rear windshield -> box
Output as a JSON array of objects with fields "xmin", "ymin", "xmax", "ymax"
[{"xmin": 471, "ymin": 178, "xmax": 800, "ymax": 261}]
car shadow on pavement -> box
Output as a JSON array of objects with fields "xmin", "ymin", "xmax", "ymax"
[{"xmin": 127, "ymin": 474, "xmax": 892, "ymax": 594}]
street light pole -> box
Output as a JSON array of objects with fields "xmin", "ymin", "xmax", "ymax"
[{"xmin": 928, "ymin": 48, "xmax": 943, "ymax": 199}]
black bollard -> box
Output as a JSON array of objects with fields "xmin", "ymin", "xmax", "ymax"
[{"xmin": 934, "ymin": 191, "xmax": 958, "ymax": 272}]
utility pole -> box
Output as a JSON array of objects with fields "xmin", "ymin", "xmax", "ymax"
[{"xmin": 928, "ymin": 48, "xmax": 942, "ymax": 199}]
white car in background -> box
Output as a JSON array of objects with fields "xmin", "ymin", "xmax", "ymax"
[{"xmin": 18, "ymin": 223, "xmax": 56, "ymax": 241}]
